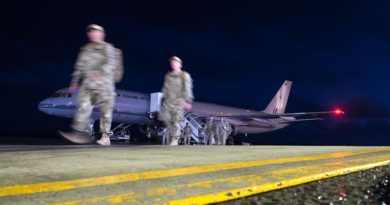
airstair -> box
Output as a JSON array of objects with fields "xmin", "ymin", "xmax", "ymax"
[
  {"xmin": 179, "ymin": 112, "xmax": 205, "ymax": 144},
  {"xmin": 110, "ymin": 123, "xmax": 132, "ymax": 142},
  {"xmin": 149, "ymin": 92, "xmax": 205, "ymax": 144}
]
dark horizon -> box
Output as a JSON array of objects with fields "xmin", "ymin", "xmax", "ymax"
[{"xmin": 1, "ymin": 1, "xmax": 389, "ymax": 145}]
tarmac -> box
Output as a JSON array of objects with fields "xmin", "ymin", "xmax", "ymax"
[
  {"xmin": 0, "ymin": 144, "xmax": 389, "ymax": 205},
  {"xmin": 223, "ymin": 165, "xmax": 390, "ymax": 204}
]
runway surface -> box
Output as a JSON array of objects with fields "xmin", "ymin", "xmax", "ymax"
[
  {"xmin": 0, "ymin": 144, "xmax": 389, "ymax": 204},
  {"xmin": 222, "ymin": 165, "xmax": 390, "ymax": 204}
]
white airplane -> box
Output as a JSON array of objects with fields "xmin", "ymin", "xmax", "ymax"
[{"xmin": 38, "ymin": 80, "xmax": 344, "ymax": 143}]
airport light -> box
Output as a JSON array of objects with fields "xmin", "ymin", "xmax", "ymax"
[{"xmin": 333, "ymin": 108, "xmax": 344, "ymax": 116}]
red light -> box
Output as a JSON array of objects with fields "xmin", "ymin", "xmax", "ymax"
[{"xmin": 333, "ymin": 108, "xmax": 344, "ymax": 116}]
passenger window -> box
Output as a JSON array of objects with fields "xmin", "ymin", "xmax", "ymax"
[{"xmin": 51, "ymin": 92, "xmax": 73, "ymax": 98}]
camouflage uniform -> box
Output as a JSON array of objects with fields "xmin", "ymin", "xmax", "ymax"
[
  {"xmin": 71, "ymin": 42, "xmax": 120, "ymax": 139},
  {"xmin": 216, "ymin": 121, "xmax": 231, "ymax": 146},
  {"xmin": 205, "ymin": 120, "xmax": 216, "ymax": 145},
  {"xmin": 159, "ymin": 71, "xmax": 193, "ymax": 145},
  {"xmin": 183, "ymin": 123, "xmax": 192, "ymax": 145}
]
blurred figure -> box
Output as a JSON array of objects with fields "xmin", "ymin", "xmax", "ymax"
[
  {"xmin": 158, "ymin": 56, "xmax": 194, "ymax": 145},
  {"xmin": 205, "ymin": 117, "xmax": 216, "ymax": 145},
  {"xmin": 183, "ymin": 122, "xmax": 192, "ymax": 145},
  {"xmin": 197, "ymin": 124, "xmax": 206, "ymax": 145},
  {"xmin": 217, "ymin": 117, "xmax": 230, "ymax": 145},
  {"xmin": 159, "ymin": 128, "xmax": 169, "ymax": 145},
  {"xmin": 179, "ymin": 132, "xmax": 184, "ymax": 145},
  {"xmin": 59, "ymin": 24, "xmax": 123, "ymax": 145}
]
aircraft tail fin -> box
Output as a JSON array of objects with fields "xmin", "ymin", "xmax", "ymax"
[{"xmin": 264, "ymin": 80, "xmax": 292, "ymax": 114}]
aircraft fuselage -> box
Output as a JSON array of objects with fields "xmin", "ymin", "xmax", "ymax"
[{"xmin": 38, "ymin": 88, "xmax": 288, "ymax": 136}]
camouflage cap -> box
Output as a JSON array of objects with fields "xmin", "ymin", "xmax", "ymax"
[
  {"xmin": 86, "ymin": 24, "xmax": 105, "ymax": 32},
  {"xmin": 169, "ymin": 56, "xmax": 182, "ymax": 64}
]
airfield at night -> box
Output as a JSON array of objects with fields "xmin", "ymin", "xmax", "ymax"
[{"xmin": 1, "ymin": 1, "xmax": 390, "ymax": 204}]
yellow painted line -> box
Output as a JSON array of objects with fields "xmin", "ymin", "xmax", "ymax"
[
  {"xmin": 270, "ymin": 154, "xmax": 390, "ymax": 178},
  {"xmin": 51, "ymin": 193, "xmax": 138, "ymax": 205},
  {"xmin": 51, "ymin": 154, "xmax": 390, "ymax": 205},
  {"xmin": 0, "ymin": 147, "xmax": 389, "ymax": 197},
  {"xmin": 166, "ymin": 159, "xmax": 390, "ymax": 205},
  {"xmin": 51, "ymin": 175, "xmax": 264, "ymax": 205}
]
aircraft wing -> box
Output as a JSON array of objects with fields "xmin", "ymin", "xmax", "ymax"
[
  {"xmin": 215, "ymin": 110, "xmax": 344, "ymax": 121},
  {"xmin": 270, "ymin": 110, "xmax": 344, "ymax": 118},
  {"xmin": 278, "ymin": 117, "xmax": 324, "ymax": 123}
]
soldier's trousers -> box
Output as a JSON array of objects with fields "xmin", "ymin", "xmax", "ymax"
[
  {"xmin": 163, "ymin": 119, "xmax": 181, "ymax": 143},
  {"xmin": 205, "ymin": 133, "xmax": 214, "ymax": 145},
  {"xmin": 217, "ymin": 132, "xmax": 228, "ymax": 145},
  {"xmin": 198, "ymin": 133, "xmax": 206, "ymax": 144},
  {"xmin": 161, "ymin": 134, "xmax": 169, "ymax": 145},
  {"xmin": 72, "ymin": 87, "xmax": 114, "ymax": 136},
  {"xmin": 184, "ymin": 134, "xmax": 191, "ymax": 145},
  {"xmin": 160, "ymin": 102, "xmax": 184, "ymax": 141}
]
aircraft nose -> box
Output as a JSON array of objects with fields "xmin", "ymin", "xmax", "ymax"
[{"xmin": 38, "ymin": 99, "xmax": 52, "ymax": 114}]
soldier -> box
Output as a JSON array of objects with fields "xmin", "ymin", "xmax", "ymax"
[
  {"xmin": 212, "ymin": 118, "xmax": 220, "ymax": 145},
  {"xmin": 159, "ymin": 128, "xmax": 169, "ymax": 145},
  {"xmin": 183, "ymin": 122, "xmax": 192, "ymax": 145},
  {"xmin": 59, "ymin": 24, "xmax": 123, "ymax": 145},
  {"xmin": 217, "ymin": 117, "xmax": 230, "ymax": 146},
  {"xmin": 197, "ymin": 124, "xmax": 206, "ymax": 145},
  {"xmin": 205, "ymin": 117, "xmax": 216, "ymax": 145},
  {"xmin": 158, "ymin": 56, "xmax": 193, "ymax": 145}
]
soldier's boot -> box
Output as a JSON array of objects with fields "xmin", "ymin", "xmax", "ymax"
[
  {"xmin": 59, "ymin": 130, "xmax": 90, "ymax": 144},
  {"xmin": 96, "ymin": 133, "xmax": 111, "ymax": 146},
  {"xmin": 169, "ymin": 136, "xmax": 179, "ymax": 145}
]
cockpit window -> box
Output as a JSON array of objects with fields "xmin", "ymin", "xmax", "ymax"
[{"xmin": 51, "ymin": 92, "xmax": 73, "ymax": 98}]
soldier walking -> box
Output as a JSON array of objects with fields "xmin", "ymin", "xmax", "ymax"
[
  {"xmin": 59, "ymin": 24, "xmax": 123, "ymax": 145},
  {"xmin": 205, "ymin": 117, "xmax": 216, "ymax": 145},
  {"xmin": 217, "ymin": 117, "xmax": 230, "ymax": 146},
  {"xmin": 198, "ymin": 124, "xmax": 206, "ymax": 145},
  {"xmin": 183, "ymin": 122, "xmax": 192, "ymax": 145},
  {"xmin": 159, "ymin": 128, "xmax": 169, "ymax": 145},
  {"xmin": 158, "ymin": 56, "xmax": 194, "ymax": 145}
]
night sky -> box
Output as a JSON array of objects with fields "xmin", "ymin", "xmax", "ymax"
[{"xmin": 1, "ymin": 1, "xmax": 389, "ymax": 145}]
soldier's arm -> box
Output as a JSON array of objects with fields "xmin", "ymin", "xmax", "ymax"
[
  {"xmin": 161, "ymin": 75, "xmax": 168, "ymax": 96},
  {"xmin": 114, "ymin": 48, "xmax": 124, "ymax": 83},
  {"xmin": 102, "ymin": 44, "xmax": 117, "ymax": 78},
  {"xmin": 71, "ymin": 48, "xmax": 86, "ymax": 85},
  {"xmin": 183, "ymin": 72, "xmax": 194, "ymax": 103}
]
